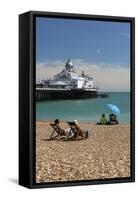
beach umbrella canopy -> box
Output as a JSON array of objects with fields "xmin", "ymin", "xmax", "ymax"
[{"xmin": 107, "ymin": 104, "xmax": 120, "ymax": 114}]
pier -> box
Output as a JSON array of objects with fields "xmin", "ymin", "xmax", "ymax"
[
  {"xmin": 36, "ymin": 88, "xmax": 109, "ymax": 101},
  {"xmin": 35, "ymin": 59, "xmax": 109, "ymax": 101},
  {"xmin": 97, "ymin": 92, "xmax": 109, "ymax": 98}
]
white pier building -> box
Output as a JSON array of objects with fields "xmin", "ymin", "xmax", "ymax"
[{"xmin": 37, "ymin": 59, "xmax": 97, "ymax": 91}]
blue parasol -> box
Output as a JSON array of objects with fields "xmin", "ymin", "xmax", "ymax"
[{"xmin": 107, "ymin": 104, "xmax": 121, "ymax": 114}]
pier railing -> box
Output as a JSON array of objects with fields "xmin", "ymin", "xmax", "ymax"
[
  {"xmin": 35, "ymin": 88, "xmax": 109, "ymax": 101},
  {"xmin": 96, "ymin": 92, "xmax": 109, "ymax": 98}
]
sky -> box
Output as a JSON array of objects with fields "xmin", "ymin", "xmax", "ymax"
[{"xmin": 36, "ymin": 17, "xmax": 131, "ymax": 92}]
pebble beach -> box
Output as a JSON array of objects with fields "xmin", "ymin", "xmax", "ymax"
[{"xmin": 36, "ymin": 121, "xmax": 130, "ymax": 183}]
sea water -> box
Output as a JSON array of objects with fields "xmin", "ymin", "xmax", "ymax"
[{"xmin": 36, "ymin": 92, "xmax": 130, "ymax": 124}]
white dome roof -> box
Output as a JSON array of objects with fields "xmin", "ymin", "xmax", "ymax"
[{"xmin": 68, "ymin": 61, "xmax": 73, "ymax": 66}]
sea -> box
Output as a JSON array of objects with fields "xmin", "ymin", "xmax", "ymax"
[{"xmin": 36, "ymin": 92, "xmax": 130, "ymax": 124}]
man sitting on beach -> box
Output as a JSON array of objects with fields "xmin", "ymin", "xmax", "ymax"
[
  {"xmin": 97, "ymin": 114, "xmax": 107, "ymax": 125},
  {"xmin": 107, "ymin": 114, "xmax": 119, "ymax": 125},
  {"xmin": 54, "ymin": 119, "xmax": 66, "ymax": 136},
  {"xmin": 54, "ymin": 119, "xmax": 73, "ymax": 138},
  {"xmin": 73, "ymin": 120, "xmax": 88, "ymax": 139}
]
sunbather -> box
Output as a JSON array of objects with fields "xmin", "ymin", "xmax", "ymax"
[
  {"xmin": 97, "ymin": 114, "xmax": 107, "ymax": 125},
  {"xmin": 74, "ymin": 120, "xmax": 84, "ymax": 137},
  {"xmin": 67, "ymin": 120, "xmax": 88, "ymax": 140},
  {"xmin": 54, "ymin": 119, "xmax": 66, "ymax": 136},
  {"xmin": 50, "ymin": 119, "xmax": 66, "ymax": 139},
  {"xmin": 50, "ymin": 119, "xmax": 74, "ymax": 139},
  {"xmin": 107, "ymin": 114, "xmax": 119, "ymax": 125}
]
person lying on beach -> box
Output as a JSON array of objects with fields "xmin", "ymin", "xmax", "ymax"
[
  {"xmin": 97, "ymin": 114, "xmax": 107, "ymax": 125},
  {"xmin": 107, "ymin": 114, "xmax": 119, "ymax": 125}
]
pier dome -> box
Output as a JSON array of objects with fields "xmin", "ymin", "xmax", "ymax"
[
  {"xmin": 68, "ymin": 60, "xmax": 73, "ymax": 66},
  {"xmin": 65, "ymin": 59, "xmax": 74, "ymax": 72}
]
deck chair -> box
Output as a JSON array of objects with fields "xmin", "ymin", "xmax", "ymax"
[
  {"xmin": 49, "ymin": 123, "xmax": 66, "ymax": 140},
  {"xmin": 67, "ymin": 122, "xmax": 88, "ymax": 140}
]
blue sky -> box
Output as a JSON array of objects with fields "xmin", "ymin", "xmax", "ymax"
[
  {"xmin": 36, "ymin": 17, "xmax": 130, "ymax": 65},
  {"xmin": 36, "ymin": 17, "xmax": 130, "ymax": 91}
]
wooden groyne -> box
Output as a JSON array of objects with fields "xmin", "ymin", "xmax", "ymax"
[{"xmin": 36, "ymin": 88, "xmax": 109, "ymax": 101}]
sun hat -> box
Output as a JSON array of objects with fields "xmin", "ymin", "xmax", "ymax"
[{"xmin": 74, "ymin": 120, "xmax": 78, "ymax": 124}]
